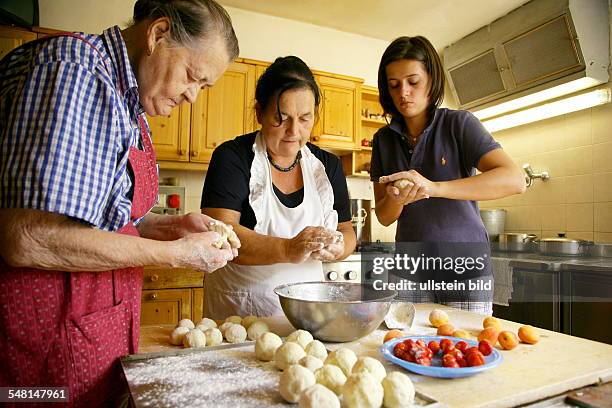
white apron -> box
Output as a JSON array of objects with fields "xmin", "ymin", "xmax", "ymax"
[{"xmin": 204, "ymin": 132, "xmax": 339, "ymax": 319}]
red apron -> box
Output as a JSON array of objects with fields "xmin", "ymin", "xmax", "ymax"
[{"xmin": 0, "ymin": 33, "xmax": 158, "ymax": 407}]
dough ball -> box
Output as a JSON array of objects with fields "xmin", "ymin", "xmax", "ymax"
[
  {"xmin": 183, "ymin": 328, "xmax": 206, "ymax": 348},
  {"xmin": 224, "ymin": 315, "xmax": 242, "ymax": 325},
  {"xmin": 196, "ymin": 318, "xmax": 217, "ymax": 330},
  {"xmin": 241, "ymin": 315, "xmax": 259, "ymax": 329},
  {"xmin": 225, "ymin": 323, "xmax": 247, "ymax": 343},
  {"xmin": 352, "ymin": 356, "xmax": 387, "ymax": 382},
  {"xmin": 275, "ymin": 341, "xmax": 306, "ymax": 370},
  {"xmin": 209, "ymin": 221, "xmax": 241, "ymax": 248},
  {"xmin": 314, "ymin": 364, "xmax": 346, "ymax": 395},
  {"xmin": 382, "ymin": 372, "xmax": 415, "ymax": 408},
  {"xmin": 341, "ymin": 372, "xmax": 384, "ymax": 408},
  {"xmin": 247, "ymin": 320, "xmax": 269, "ymax": 341},
  {"xmin": 299, "ymin": 355, "xmax": 324, "ymax": 372},
  {"xmin": 279, "ymin": 364, "xmax": 316, "ymax": 403},
  {"xmin": 169, "ymin": 326, "xmax": 190, "ymax": 346},
  {"xmin": 324, "ymin": 348, "xmax": 357, "ymax": 376},
  {"xmin": 204, "ymin": 328, "xmax": 223, "ymax": 346},
  {"xmin": 393, "ymin": 179, "xmax": 413, "ymax": 190},
  {"xmin": 219, "ymin": 322, "xmax": 235, "ymax": 335},
  {"xmin": 299, "ymin": 384, "xmax": 340, "ymax": 408},
  {"xmin": 305, "ymin": 340, "xmax": 328, "ymax": 361},
  {"xmin": 178, "ymin": 318, "xmax": 195, "ymax": 329},
  {"xmin": 287, "ymin": 329, "xmax": 313, "ymax": 349},
  {"xmin": 255, "ymin": 332, "xmax": 283, "ymax": 361}
]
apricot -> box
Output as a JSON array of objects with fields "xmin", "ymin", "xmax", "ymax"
[
  {"xmin": 477, "ymin": 327, "xmax": 500, "ymax": 346},
  {"xmin": 518, "ymin": 325, "xmax": 540, "ymax": 344},
  {"xmin": 452, "ymin": 330, "xmax": 471, "ymax": 339},
  {"xmin": 429, "ymin": 309, "xmax": 450, "ymax": 328},
  {"xmin": 498, "ymin": 331, "xmax": 519, "ymax": 350},
  {"xmin": 483, "ymin": 316, "xmax": 501, "ymax": 331},
  {"xmin": 384, "ymin": 329, "xmax": 405, "ymax": 343},
  {"xmin": 437, "ymin": 323, "xmax": 455, "ymax": 336}
]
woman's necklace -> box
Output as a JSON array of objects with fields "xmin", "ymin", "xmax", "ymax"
[{"xmin": 268, "ymin": 151, "xmax": 302, "ymax": 172}]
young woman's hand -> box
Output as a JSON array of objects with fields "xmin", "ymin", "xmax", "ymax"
[{"xmin": 379, "ymin": 170, "xmax": 438, "ymax": 205}]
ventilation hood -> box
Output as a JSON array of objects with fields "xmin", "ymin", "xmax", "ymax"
[{"xmin": 443, "ymin": 0, "xmax": 609, "ymax": 120}]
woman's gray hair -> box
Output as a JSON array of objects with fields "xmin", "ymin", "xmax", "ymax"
[{"xmin": 132, "ymin": 0, "xmax": 239, "ymax": 60}]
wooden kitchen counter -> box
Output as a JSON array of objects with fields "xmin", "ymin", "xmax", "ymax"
[{"xmin": 137, "ymin": 304, "xmax": 612, "ymax": 408}]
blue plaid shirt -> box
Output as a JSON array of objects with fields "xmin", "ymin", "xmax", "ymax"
[{"xmin": 0, "ymin": 26, "xmax": 147, "ymax": 231}]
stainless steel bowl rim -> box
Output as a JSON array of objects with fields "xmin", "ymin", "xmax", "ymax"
[{"xmin": 274, "ymin": 281, "xmax": 397, "ymax": 304}]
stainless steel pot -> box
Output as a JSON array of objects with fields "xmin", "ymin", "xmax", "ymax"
[
  {"xmin": 537, "ymin": 234, "xmax": 593, "ymax": 256},
  {"xmin": 498, "ymin": 233, "xmax": 537, "ymax": 252},
  {"xmin": 480, "ymin": 209, "xmax": 506, "ymax": 241}
]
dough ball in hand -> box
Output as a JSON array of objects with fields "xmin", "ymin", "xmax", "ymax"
[
  {"xmin": 178, "ymin": 318, "xmax": 195, "ymax": 329},
  {"xmin": 324, "ymin": 348, "xmax": 357, "ymax": 376},
  {"xmin": 209, "ymin": 221, "xmax": 240, "ymax": 249},
  {"xmin": 255, "ymin": 332, "xmax": 283, "ymax": 361},
  {"xmin": 305, "ymin": 340, "xmax": 328, "ymax": 361},
  {"xmin": 314, "ymin": 364, "xmax": 346, "ymax": 395},
  {"xmin": 351, "ymin": 356, "xmax": 387, "ymax": 382},
  {"xmin": 275, "ymin": 342, "xmax": 306, "ymax": 370},
  {"xmin": 299, "ymin": 384, "xmax": 340, "ymax": 408},
  {"xmin": 169, "ymin": 326, "xmax": 190, "ymax": 346},
  {"xmin": 204, "ymin": 328, "xmax": 223, "ymax": 346},
  {"xmin": 183, "ymin": 328, "xmax": 206, "ymax": 348},
  {"xmin": 224, "ymin": 323, "xmax": 247, "ymax": 343},
  {"xmin": 247, "ymin": 320, "xmax": 269, "ymax": 341},
  {"xmin": 341, "ymin": 372, "xmax": 383, "ymax": 408},
  {"xmin": 279, "ymin": 364, "xmax": 315, "ymax": 403},
  {"xmin": 286, "ymin": 329, "xmax": 313, "ymax": 349},
  {"xmin": 299, "ymin": 355, "xmax": 324, "ymax": 372},
  {"xmin": 382, "ymin": 372, "xmax": 415, "ymax": 408},
  {"xmin": 393, "ymin": 179, "xmax": 413, "ymax": 190}
]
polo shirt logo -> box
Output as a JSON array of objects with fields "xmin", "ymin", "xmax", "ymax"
[{"xmin": 441, "ymin": 156, "xmax": 447, "ymax": 166}]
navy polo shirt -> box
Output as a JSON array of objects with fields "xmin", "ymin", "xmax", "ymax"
[{"xmin": 370, "ymin": 108, "xmax": 501, "ymax": 243}]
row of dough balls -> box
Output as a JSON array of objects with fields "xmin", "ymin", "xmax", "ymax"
[
  {"xmin": 255, "ymin": 329, "xmax": 415, "ymax": 408},
  {"xmin": 170, "ymin": 315, "xmax": 270, "ymax": 348}
]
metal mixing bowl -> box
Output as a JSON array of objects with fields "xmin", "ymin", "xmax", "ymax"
[{"xmin": 274, "ymin": 281, "xmax": 397, "ymax": 342}]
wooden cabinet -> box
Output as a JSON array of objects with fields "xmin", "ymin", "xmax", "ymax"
[
  {"xmin": 311, "ymin": 74, "xmax": 362, "ymax": 150},
  {"xmin": 148, "ymin": 105, "xmax": 191, "ymax": 161},
  {"xmin": 141, "ymin": 288, "xmax": 192, "ymax": 326},
  {"xmin": 140, "ymin": 267, "xmax": 205, "ymax": 325},
  {"xmin": 190, "ymin": 61, "xmax": 256, "ymax": 163},
  {"xmin": 0, "ymin": 26, "xmax": 36, "ymax": 60}
]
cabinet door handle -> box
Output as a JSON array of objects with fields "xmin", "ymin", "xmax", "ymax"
[
  {"xmin": 179, "ymin": 149, "xmax": 186, "ymax": 156},
  {"xmin": 150, "ymin": 274, "xmax": 159, "ymax": 282},
  {"xmin": 212, "ymin": 142, "xmax": 217, "ymax": 147},
  {"xmin": 149, "ymin": 293, "xmax": 158, "ymax": 300},
  {"xmin": 311, "ymin": 136, "xmax": 319, "ymax": 142},
  {"xmin": 191, "ymin": 151, "xmax": 199, "ymax": 157}
]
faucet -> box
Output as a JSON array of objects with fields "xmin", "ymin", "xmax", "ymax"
[{"xmin": 523, "ymin": 163, "xmax": 550, "ymax": 187}]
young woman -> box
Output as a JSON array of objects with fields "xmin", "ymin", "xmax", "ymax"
[{"xmin": 371, "ymin": 36, "xmax": 525, "ymax": 315}]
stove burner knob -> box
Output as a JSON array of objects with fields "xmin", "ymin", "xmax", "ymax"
[
  {"xmin": 327, "ymin": 271, "xmax": 338, "ymax": 281},
  {"xmin": 345, "ymin": 270, "xmax": 357, "ymax": 281}
]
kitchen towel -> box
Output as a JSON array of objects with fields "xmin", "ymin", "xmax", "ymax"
[{"xmin": 492, "ymin": 257, "xmax": 513, "ymax": 306}]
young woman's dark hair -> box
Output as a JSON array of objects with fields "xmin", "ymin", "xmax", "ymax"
[
  {"xmin": 255, "ymin": 56, "xmax": 321, "ymax": 126},
  {"xmin": 378, "ymin": 36, "xmax": 445, "ymax": 119}
]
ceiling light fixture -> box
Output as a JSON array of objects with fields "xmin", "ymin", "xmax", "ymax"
[{"xmin": 480, "ymin": 88, "xmax": 611, "ymax": 133}]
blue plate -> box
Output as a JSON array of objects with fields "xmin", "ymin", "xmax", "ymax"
[{"xmin": 380, "ymin": 335, "xmax": 503, "ymax": 378}]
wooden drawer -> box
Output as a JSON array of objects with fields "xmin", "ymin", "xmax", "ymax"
[
  {"xmin": 140, "ymin": 289, "xmax": 191, "ymax": 325},
  {"xmin": 143, "ymin": 267, "xmax": 204, "ymax": 290},
  {"xmin": 192, "ymin": 288, "xmax": 204, "ymax": 323}
]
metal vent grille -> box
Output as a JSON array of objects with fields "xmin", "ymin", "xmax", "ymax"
[
  {"xmin": 504, "ymin": 15, "xmax": 581, "ymax": 87},
  {"xmin": 448, "ymin": 50, "xmax": 505, "ymax": 106}
]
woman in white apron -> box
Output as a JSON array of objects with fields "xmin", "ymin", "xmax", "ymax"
[{"xmin": 201, "ymin": 56, "xmax": 356, "ymax": 318}]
